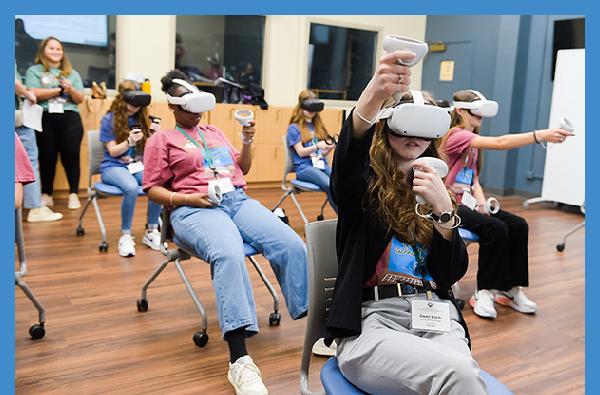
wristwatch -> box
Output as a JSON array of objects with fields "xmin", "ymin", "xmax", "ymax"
[{"xmin": 431, "ymin": 210, "xmax": 453, "ymax": 224}]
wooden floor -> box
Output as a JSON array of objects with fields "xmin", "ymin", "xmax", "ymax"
[{"xmin": 15, "ymin": 189, "xmax": 585, "ymax": 395}]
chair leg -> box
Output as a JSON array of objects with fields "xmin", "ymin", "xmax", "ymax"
[
  {"xmin": 272, "ymin": 189, "xmax": 293, "ymax": 211},
  {"xmin": 290, "ymin": 192, "xmax": 309, "ymax": 225},
  {"xmin": 174, "ymin": 259, "xmax": 208, "ymax": 332},
  {"xmin": 557, "ymin": 221, "xmax": 585, "ymax": 251},
  {"xmin": 91, "ymin": 197, "xmax": 109, "ymax": 251},
  {"xmin": 247, "ymin": 256, "xmax": 280, "ymax": 315},
  {"xmin": 140, "ymin": 259, "xmax": 172, "ymax": 301},
  {"xmin": 78, "ymin": 194, "xmax": 93, "ymax": 228},
  {"xmin": 317, "ymin": 197, "xmax": 328, "ymax": 221}
]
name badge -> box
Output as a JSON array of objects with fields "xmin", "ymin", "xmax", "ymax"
[
  {"xmin": 410, "ymin": 299, "xmax": 452, "ymax": 333},
  {"xmin": 48, "ymin": 101, "xmax": 64, "ymax": 114},
  {"xmin": 127, "ymin": 161, "xmax": 144, "ymax": 175},
  {"xmin": 461, "ymin": 189, "xmax": 478, "ymax": 210},
  {"xmin": 311, "ymin": 156, "xmax": 325, "ymax": 170},
  {"xmin": 209, "ymin": 177, "xmax": 235, "ymax": 194}
]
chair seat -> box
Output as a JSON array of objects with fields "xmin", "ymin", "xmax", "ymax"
[
  {"xmin": 291, "ymin": 179, "xmax": 321, "ymax": 192},
  {"xmin": 321, "ymin": 357, "xmax": 513, "ymax": 395},
  {"xmin": 94, "ymin": 182, "xmax": 145, "ymax": 196},
  {"xmin": 459, "ymin": 227, "xmax": 480, "ymax": 242}
]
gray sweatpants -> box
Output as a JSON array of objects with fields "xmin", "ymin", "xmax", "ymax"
[{"xmin": 336, "ymin": 294, "xmax": 488, "ymax": 395}]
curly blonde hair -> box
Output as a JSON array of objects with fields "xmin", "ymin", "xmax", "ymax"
[
  {"xmin": 288, "ymin": 90, "xmax": 329, "ymax": 143},
  {"xmin": 108, "ymin": 80, "xmax": 151, "ymax": 150},
  {"xmin": 366, "ymin": 92, "xmax": 456, "ymax": 247}
]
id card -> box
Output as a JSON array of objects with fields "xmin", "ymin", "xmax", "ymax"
[
  {"xmin": 48, "ymin": 101, "xmax": 64, "ymax": 114},
  {"xmin": 461, "ymin": 190, "xmax": 478, "ymax": 210},
  {"xmin": 127, "ymin": 161, "xmax": 144, "ymax": 175},
  {"xmin": 311, "ymin": 156, "xmax": 325, "ymax": 170},
  {"xmin": 209, "ymin": 177, "xmax": 235, "ymax": 194},
  {"xmin": 410, "ymin": 299, "xmax": 452, "ymax": 333}
]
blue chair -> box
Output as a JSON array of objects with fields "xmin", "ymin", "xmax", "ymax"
[
  {"xmin": 459, "ymin": 227, "xmax": 480, "ymax": 245},
  {"xmin": 272, "ymin": 135, "xmax": 329, "ymax": 225},
  {"xmin": 301, "ymin": 219, "xmax": 513, "ymax": 395},
  {"xmin": 136, "ymin": 209, "xmax": 281, "ymax": 347},
  {"xmin": 76, "ymin": 130, "xmax": 146, "ymax": 252}
]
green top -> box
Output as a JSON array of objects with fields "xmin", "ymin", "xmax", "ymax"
[
  {"xmin": 25, "ymin": 64, "xmax": 84, "ymax": 112},
  {"xmin": 15, "ymin": 64, "xmax": 22, "ymax": 109}
]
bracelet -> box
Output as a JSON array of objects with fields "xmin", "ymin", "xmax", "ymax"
[
  {"xmin": 355, "ymin": 107, "xmax": 378, "ymax": 125},
  {"xmin": 169, "ymin": 192, "xmax": 177, "ymax": 206},
  {"xmin": 533, "ymin": 130, "xmax": 547, "ymax": 150},
  {"xmin": 242, "ymin": 136, "xmax": 254, "ymax": 145}
]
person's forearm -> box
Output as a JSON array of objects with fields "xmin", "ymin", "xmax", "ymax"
[
  {"xmin": 237, "ymin": 144, "xmax": 253, "ymax": 174},
  {"xmin": 472, "ymin": 182, "xmax": 486, "ymax": 203},
  {"xmin": 296, "ymin": 144, "xmax": 318, "ymax": 157},
  {"xmin": 472, "ymin": 132, "xmax": 536, "ymax": 150},
  {"xmin": 68, "ymin": 88, "xmax": 85, "ymax": 104},
  {"xmin": 148, "ymin": 186, "xmax": 186, "ymax": 206},
  {"xmin": 29, "ymin": 87, "xmax": 61, "ymax": 101},
  {"xmin": 15, "ymin": 183, "xmax": 23, "ymax": 209},
  {"xmin": 352, "ymin": 82, "xmax": 385, "ymax": 138},
  {"xmin": 107, "ymin": 140, "xmax": 131, "ymax": 158},
  {"xmin": 15, "ymin": 81, "xmax": 28, "ymax": 96}
]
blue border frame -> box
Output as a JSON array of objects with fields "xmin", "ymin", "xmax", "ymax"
[{"xmin": 2, "ymin": 3, "xmax": 595, "ymax": 394}]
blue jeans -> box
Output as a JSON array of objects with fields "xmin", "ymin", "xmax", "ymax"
[
  {"xmin": 170, "ymin": 188, "xmax": 308, "ymax": 337},
  {"xmin": 296, "ymin": 164, "xmax": 338, "ymax": 213},
  {"xmin": 101, "ymin": 166, "xmax": 161, "ymax": 231},
  {"xmin": 15, "ymin": 127, "xmax": 42, "ymax": 209}
]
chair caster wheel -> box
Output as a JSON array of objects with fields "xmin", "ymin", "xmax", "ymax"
[
  {"xmin": 316, "ymin": 215, "xmax": 324, "ymax": 221},
  {"xmin": 136, "ymin": 299, "xmax": 148, "ymax": 312},
  {"xmin": 193, "ymin": 331, "xmax": 209, "ymax": 347},
  {"xmin": 99, "ymin": 242, "xmax": 109, "ymax": 252},
  {"xmin": 456, "ymin": 299, "xmax": 465, "ymax": 311},
  {"xmin": 76, "ymin": 226, "xmax": 85, "ymax": 236},
  {"xmin": 29, "ymin": 323, "xmax": 45, "ymax": 340},
  {"xmin": 556, "ymin": 243, "xmax": 565, "ymax": 252},
  {"xmin": 269, "ymin": 312, "xmax": 281, "ymax": 326}
]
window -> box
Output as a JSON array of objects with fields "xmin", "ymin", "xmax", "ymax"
[
  {"xmin": 15, "ymin": 15, "xmax": 116, "ymax": 89},
  {"xmin": 175, "ymin": 16, "xmax": 265, "ymax": 103},
  {"xmin": 308, "ymin": 23, "xmax": 377, "ymax": 101}
]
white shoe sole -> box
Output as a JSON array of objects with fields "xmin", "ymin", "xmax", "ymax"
[
  {"xmin": 142, "ymin": 239, "xmax": 161, "ymax": 251},
  {"xmin": 227, "ymin": 372, "xmax": 268, "ymax": 395},
  {"xmin": 27, "ymin": 214, "xmax": 63, "ymax": 223},
  {"xmin": 494, "ymin": 295, "xmax": 537, "ymax": 314},
  {"xmin": 470, "ymin": 297, "xmax": 497, "ymax": 319}
]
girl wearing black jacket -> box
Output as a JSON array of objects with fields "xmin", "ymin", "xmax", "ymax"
[{"xmin": 326, "ymin": 51, "xmax": 487, "ymax": 394}]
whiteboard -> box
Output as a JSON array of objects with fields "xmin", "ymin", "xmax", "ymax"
[{"xmin": 540, "ymin": 49, "xmax": 585, "ymax": 207}]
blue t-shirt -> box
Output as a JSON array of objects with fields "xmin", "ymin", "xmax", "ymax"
[
  {"xmin": 99, "ymin": 112, "xmax": 142, "ymax": 172},
  {"xmin": 287, "ymin": 123, "xmax": 329, "ymax": 173}
]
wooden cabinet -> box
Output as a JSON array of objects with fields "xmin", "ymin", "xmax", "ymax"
[{"xmin": 52, "ymin": 99, "xmax": 342, "ymax": 191}]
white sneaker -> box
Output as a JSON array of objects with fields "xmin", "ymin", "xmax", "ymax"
[
  {"xmin": 142, "ymin": 229, "xmax": 162, "ymax": 251},
  {"xmin": 227, "ymin": 355, "xmax": 268, "ymax": 395},
  {"xmin": 27, "ymin": 206, "xmax": 63, "ymax": 223},
  {"xmin": 469, "ymin": 289, "xmax": 497, "ymax": 319},
  {"xmin": 312, "ymin": 338, "xmax": 337, "ymax": 357},
  {"xmin": 493, "ymin": 287, "xmax": 538, "ymax": 314},
  {"xmin": 118, "ymin": 234, "xmax": 136, "ymax": 257},
  {"xmin": 68, "ymin": 193, "xmax": 81, "ymax": 210},
  {"xmin": 41, "ymin": 194, "xmax": 54, "ymax": 207}
]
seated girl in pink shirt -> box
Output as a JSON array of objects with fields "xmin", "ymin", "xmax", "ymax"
[
  {"xmin": 16, "ymin": 133, "xmax": 36, "ymax": 209},
  {"xmin": 142, "ymin": 70, "xmax": 308, "ymax": 395}
]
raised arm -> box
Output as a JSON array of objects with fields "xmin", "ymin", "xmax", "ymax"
[{"xmin": 470, "ymin": 128, "xmax": 573, "ymax": 150}]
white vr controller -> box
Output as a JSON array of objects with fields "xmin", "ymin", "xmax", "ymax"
[
  {"xmin": 559, "ymin": 117, "xmax": 574, "ymax": 132},
  {"xmin": 479, "ymin": 197, "xmax": 500, "ymax": 215},
  {"xmin": 383, "ymin": 35, "xmax": 429, "ymax": 103},
  {"xmin": 208, "ymin": 183, "xmax": 223, "ymax": 204},
  {"xmin": 378, "ymin": 90, "xmax": 451, "ymax": 140},
  {"xmin": 412, "ymin": 157, "xmax": 448, "ymax": 205},
  {"xmin": 234, "ymin": 109, "xmax": 254, "ymax": 127}
]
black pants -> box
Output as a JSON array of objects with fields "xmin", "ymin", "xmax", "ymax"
[
  {"xmin": 458, "ymin": 205, "xmax": 529, "ymax": 291},
  {"xmin": 36, "ymin": 111, "xmax": 84, "ymax": 195}
]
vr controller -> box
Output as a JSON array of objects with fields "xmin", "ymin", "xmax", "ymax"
[
  {"xmin": 123, "ymin": 90, "xmax": 151, "ymax": 108},
  {"xmin": 300, "ymin": 99, "xmax": 324, "ymax": 113},
  {"xmin": 478, "ymin": 197, "xmax": 500, "ymax": 215},
  {"xmin": 559, "ymin": 117, "xmax": 574, "ymax": 132},
  {"xmin": 412, "ymin": 157, "xmax": 449, "ymax": 205},
  {"xmin": 234, "ymin": 109, "xmax": 254, "ymax": 127},
  {"xmin": 378, "ymin": 90, "xmax": 451, "ymax": 140},
  {"xmin": 208, "ymin": 183, "xmax": 223, "ymax": 204},
  {"xmin": 383, "ymin": 35, "xmax": 429, "ymax": 103}
]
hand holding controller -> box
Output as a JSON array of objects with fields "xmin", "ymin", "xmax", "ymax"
[
  {"xmin": 412, "ymin": 157, "xmax": 449, "ymax": 205},
  {"xmin": 234, "ymin": 109, "xmax": 254, "ymax": 127},
  {"xmin": 559, "ymin": 117, "xmax": 574, "ymax": 133},
  {"xmin": 128, "ymin": 128, "xmax": 143, "ymax": 144},
  {"xmin": 383, "ymin": 35, "xmax": 429, "ymax": 102}
]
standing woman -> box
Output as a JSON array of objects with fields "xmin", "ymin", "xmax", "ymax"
[
  {"xmin": 25, "ymin": 36, "xmax": 85, "ymax": 210},
  {"xmin": 443, "ymin": 89, "xmax": 573, "ymax": 319},
  {"xmin": 286, "ymin": 90, "xmax": 337, "ymax": 212},
  {"xmin": 99, "ymin": 80, "xmax": 162, "ymax": 257}
]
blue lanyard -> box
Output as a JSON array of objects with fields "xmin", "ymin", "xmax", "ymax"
[{"xmin": 176, "ymin": 125, "xmax": 215, "ymax": 170}]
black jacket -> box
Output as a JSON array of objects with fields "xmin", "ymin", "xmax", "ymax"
[{"xmin": 326, "ymin": 111, "xmax": 471, "ymax": 346}]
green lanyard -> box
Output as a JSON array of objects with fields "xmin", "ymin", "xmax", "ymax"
[{"xmin": 176, "ymin": 125, "xmax": 215, "ymax": 169}]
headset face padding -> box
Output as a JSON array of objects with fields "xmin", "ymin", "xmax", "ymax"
[
  {"xmin": 122, "ymin": 91, "xmax": 151, "ymax": 107},
  {"xmin": 300, "ymin": 99, "xmax": 324, "ymax": 112}
]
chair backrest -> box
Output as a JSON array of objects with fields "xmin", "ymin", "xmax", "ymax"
[
  {"xmin": 301, "ymin": 219, "xmax": 339, "ymax": 395},
  {"xmin": 281, "ymin": 134, "xmax": 295, "ymax": 187},
  {"xmin": 87, "ymin": 130, "xmax": 104, "ymax": 180}
]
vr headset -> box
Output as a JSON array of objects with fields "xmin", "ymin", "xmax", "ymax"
[
  {"xmin": 166, "ymin": 78, "xmax": 216, "ymax": 114},
  {"xmin": 122, "ymin": 90, "xmax": 151, "ymax": 108},
  {"xmin": 452, "ymin": 90, "xmax": 498, "ymax": 117},
  {"xmin": 300, "ymin": 99, "xmax": 324, "ymax": 112},
  {"xmin": 378, "ymin": 90, "xmax": 451, "ymax": 140}
]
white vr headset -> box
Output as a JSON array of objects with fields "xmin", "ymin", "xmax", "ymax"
[
  {"xmin": 166, "ymin": 78, "xmax": 216, "ymax": 114},
  {"xmin": 378, "ymin": 90, "xmax": 451, "ymax": 140},
  {"xmin": 452, "ymin": 90, "xmax": 498, "ymax": 117}
]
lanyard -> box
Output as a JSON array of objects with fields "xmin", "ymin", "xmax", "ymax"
[{"xmin": 176, "ymin": 125, "xmax": 215, "ymax": 170}]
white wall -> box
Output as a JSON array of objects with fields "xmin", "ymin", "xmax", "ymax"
[{"xmin": 263, "ymin": 15, "xmax": 427, "ymax": 108}]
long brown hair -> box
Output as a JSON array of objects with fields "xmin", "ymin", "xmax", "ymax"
[
  {"xmin": 366, "ymin": 91, "xmax": 456, "ymax": 247},
  {"xmin": 288, "ymin": 90, "xmax": 328, "ymax": 143},
  {"xmin": 108, "ymin": 80, "xmax": 151, "ymax": 150},
  {"xmin": 444, "ymin": 89, "xmax": 483, "ymax": 172},
  {"xmin": 34, "ymin": 37, "xmax": 73, "ymax": 78}
]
